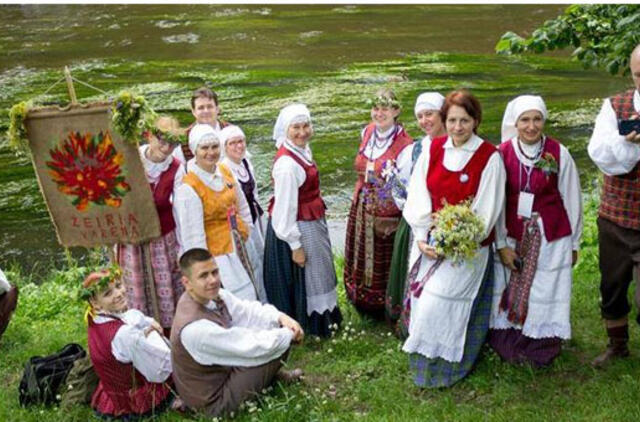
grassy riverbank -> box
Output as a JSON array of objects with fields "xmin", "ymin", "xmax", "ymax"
[{"xmin": 1, "ymin": 196, "xmax": 640, "ymax": 422}]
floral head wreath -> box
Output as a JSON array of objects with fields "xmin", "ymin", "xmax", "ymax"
[
  {"xmin": 79, "ymin": 264, "xmax": 122, "ymax": 301},
  {"xmin": 144, "ymin": 128, "xmax": 187, "ymax": 145},
  {"xmin": 366, "ymin": 95, "xmax": 400, "ymax": 109}
]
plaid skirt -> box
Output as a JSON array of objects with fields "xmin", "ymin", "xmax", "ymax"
[
  {"xmin": 117, "ymin": 230, "xmax": 183, "ymax": 329},
  {"xmin": 408, "ymin": 253, "xmax": 494, "ymax": 388},
  {"xmin": 385, "ymin": 217, "xmax": 412, "ymax": 322},
  {"xmin": 344, "ymin": 192, "xmax": 399, "ymax": 312},
  {"xmin": 263, "ymin": 220, "xmax": 342, "ymax": 337}
]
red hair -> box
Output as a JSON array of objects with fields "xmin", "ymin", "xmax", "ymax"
[{"xmin": 441, "ymin": 90, "xmax": 482, "ymax": 133}]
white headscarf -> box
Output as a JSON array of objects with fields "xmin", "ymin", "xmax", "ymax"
[
  {"xmin": 218, "ymin": 125, "xmax": 251, "ymax": 159},
  {"xmin": 500, "ymin": 95, "xmax": 548, "ymax": 143},
  {"xmin": 414, "ymin": 92, "xmax": 445, "ymax": 116},
  {"xmin": 272, "ymin": 104, "xmax": 312, "ymax": 148},
  {"xmin": 188, "ymin": 123, "xmax": 219, "ymax": 155}
]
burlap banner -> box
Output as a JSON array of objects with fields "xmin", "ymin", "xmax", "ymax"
[{"xmin": 25, "ymin": 102, "xmax": 161, "ymax": 247}]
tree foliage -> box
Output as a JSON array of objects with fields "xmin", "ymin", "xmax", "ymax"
[{"xmin": 496, "ymin": 4, "xmax": 640, "ymax": 75}]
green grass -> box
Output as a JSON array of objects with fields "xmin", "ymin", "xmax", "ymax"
[{"xmin": 1, "ymin": 198, "xmax": 640, "ymax": 421}]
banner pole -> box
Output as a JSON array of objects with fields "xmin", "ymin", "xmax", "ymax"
[{"xmin": 64, "ymin": 66, "xmax": 78, "ymax": 105}]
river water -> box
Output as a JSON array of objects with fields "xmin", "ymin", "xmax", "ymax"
[{"xmin": 0, "ymin": 4, "xmax": 631, "ymax": 273}]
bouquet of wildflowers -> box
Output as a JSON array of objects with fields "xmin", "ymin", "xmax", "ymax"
[
  {"xmin": 429, "ymin": 200, "xmax": 485, "ymax": 265},
  {"xmin": 380, "ymin": 159, "xmax": 408, "ymax": 201}
]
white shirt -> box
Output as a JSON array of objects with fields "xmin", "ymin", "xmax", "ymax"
[
  {"xmin": 270, "ymin": 140, "xmax": 315, "ymax": 250},
  {"xmin": 404, "ymin": 134, "xmax": 507, "ymax": 256},
  {"xmin": 93, "ymin": 309, "xmax": 172, "ymax": 383},
  {"xmin": 588, "ymin": 89, "xmax": 640, "ymax": 176},
  {"xmin": 495, "ymin": 138, "xmax": 583, "ymax": 250},
  {"xmin": 173, "ymin": 162, "xmax": 253, "ymax": 256},
  {"xmin": 0, "ymin": 268, "xmax": 10, "ymax": 294},
  {"xmin": 220, "ymin": 156, "xmax": 259, "ymax": 201},
  {"xmin": 180, "ymin": 289, "xmax": 293, "ymax": 367},
  {"xmin": 139, "ymin": 144, "xmax": 185, "ymax": 190}
]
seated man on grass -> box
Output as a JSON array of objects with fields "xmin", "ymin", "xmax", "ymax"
[{"xmin": 171, "ymin": 248, "xmax": 304, "ymax": 417}]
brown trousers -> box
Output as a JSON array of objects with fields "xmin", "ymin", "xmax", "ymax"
[
  {"xmin": 597, "ymin": 217, "xmax": 640, "ymax": 322},
  {"xmin": 204, "ymin": 351, "xmax": 287, "ymax": 417},
  {"xmin": 0, "ymin": 286, "xmax": 18, "ymax": 340}
]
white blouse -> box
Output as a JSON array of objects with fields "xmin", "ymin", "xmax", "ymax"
[
  {"xmin": 588, "ymin": 89, "xmax": 640, "ymax": 176},
  {"xmin": 403, "ymin": 134, "xmax": 507, "ymax": 259},
  {"xmin": 173, "ymin": 163, "xmax": 253, "ymax": 257},
  {"xmin": 270, "ymin": 140, "xmax": 315, "ymax": 250},
  {"xmin": 0, "ymin": 268, "xmax": 10, "ymax": 294},
  {"xmin": 220, "ymin": 156, "xmax": 259, "ymax": 201},
  {"xmin": 93, "ymin": 309, "xmax": 172, "ymax": 383},
  {"xmin": 494, "ymin": 138, "xmax": 583, "ymax": 251},
  {"xmin": 139, "ymin": 144, "xmax": 185, "ymax": 189},
  {"xmin": 180, "ymin": 289, "xmax": 293, "ymax": 367}
]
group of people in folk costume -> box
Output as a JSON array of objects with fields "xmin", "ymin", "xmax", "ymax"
[{"xmin": 5, "ymin": 44, "xmax": 640, "ymax": 419}]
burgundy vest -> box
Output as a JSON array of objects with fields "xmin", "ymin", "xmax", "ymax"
[
  {"xmin": 170, "ymin": 292, "xmax": 233, "ymax": 411},
  {"xmin": 427, "ymin": 135, "xmax": 497, "ymax": 246},
  {"xmin": 87, "ymin": 317, "xmax": 171, "ymax": 417},
  {"xmin": 353, "ymin": 123, "xmax": 413, "ymax": 217},
  {"xmin": 267, "ymin": 146, "xmax": 326, "ymax": 221},
  {"xmin": 152, "ymin": 158, "xmax": 180, "ymax": 235},
  {"xmin": 500, "ymin": 138, "xmax": 572, "ymax": 242},
  {"xmin": 599, "ymin": 89, "xmax": 640, "ymax": 229}
]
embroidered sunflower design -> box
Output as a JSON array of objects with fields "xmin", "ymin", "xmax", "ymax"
[{"xmin": 46, "ymin": 131, "xmax": 131, "ymax": 211}]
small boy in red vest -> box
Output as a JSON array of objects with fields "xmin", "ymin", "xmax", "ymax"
[{"xmin": 588, "ymin": 43, "xmax": 640, "ymax": 366}]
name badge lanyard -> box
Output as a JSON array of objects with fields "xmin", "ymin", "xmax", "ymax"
[{"xmin": 517, "ymin": 137, "xmax": 545, "ymax": 220}]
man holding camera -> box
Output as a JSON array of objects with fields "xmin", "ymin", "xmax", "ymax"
[{"xmin": 588, "ymin": 43, "xmax": 640, "ymax": 367}]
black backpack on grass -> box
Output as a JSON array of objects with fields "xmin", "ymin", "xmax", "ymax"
[{"xmin": 18, "ymin": 343, "xmax": 86, "ymax": 406}]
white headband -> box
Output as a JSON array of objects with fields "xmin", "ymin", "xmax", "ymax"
[
  {"xmin": 272, "ymin": 104, "xmax": 311, "ymax": 148},
  {"xmin": 414, "ymin": 92, "xmax": 445, "ymax": 116},
  {"xmin": 500, "ymin": 95, "xmax": 548, "ymax": 143},
  {"xmin": 188, "ymin": 123, "xmax": 219, "ymax": 155}
]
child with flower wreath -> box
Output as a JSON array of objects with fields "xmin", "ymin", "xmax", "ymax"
[
  {"xmin": 82, "ymin": 266, "xmax": 179, "ymax": 419},
  {"xmin": 116, "ymin": 115, "xmax": 186, "ymax": 335},
  {"xmin": 344, "ymin": 88, "xmax": 414, "ymax": 315}
]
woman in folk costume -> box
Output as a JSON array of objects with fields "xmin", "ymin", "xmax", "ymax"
[
  {"xmin": 385, "ymin": 92, "xmax": 446, "ymax": 325},
  {"xmin": 402, "ymin": 90, "xmax": 506, "ymax": 388},
  {"xmin": 344, "ymin": 88, "xmax": 414, "ymax": 315},
  {"xmin": 264, "ymin": 104, "xmax": 342, "ymax": 337},
  {"xmin": 489, "ymin": 95, "xmax": 582, "ymax": 367},
  {"xmin": 82, "ymin": 267, "xmax": 177, "ymax": 419},
  {"xmin": 116, "ymin": 116, "xmax": 185, "ymax": 333},
  {"xmin": 219, "ymin": 124, "xmax": 268, "ymax": 303},
  {"xmin": 173, "ymin": 124, "xmax": 258, "ymax": 301}
]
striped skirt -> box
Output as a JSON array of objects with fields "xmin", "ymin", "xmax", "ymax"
[
  {"xmin": 263, "ymin": 219, "xmax": 342, "ymax": 337},
  {"xmin": 408, "ymin": 254, "xmax": 494, "ymax": 388},
  {"xmin": 344, "ymin": 192, "xmax": 399, "ymax": 313},
  {"xmin": 117, "ymin": 230, "xmax": 183, "ymax": 329}
]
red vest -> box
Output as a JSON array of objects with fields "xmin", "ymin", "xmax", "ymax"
[
  {"xmin": 427, "ymin": 135, "xmax": 497, "ymax": 246},
  {"xmin": 87, "ymin": 317, "xmax": 171, "ymax": 417},
  {"xmin": 599, "ymin": 89, "xmax": 640, "ymax": 229},
  {"xmin": 353, "ymin": 123, "xmax": 413, "ymax": 217},
  {"xmin": 500, "ymin": 137, "xmax": 572, "ymax": 242},
  {"xmin": 152, "ymin": 158, "xmax": 180, "ymax": 235},
  {"xmin": 268, "ymin": 146, "xmax": 326, "ymax": 221}
]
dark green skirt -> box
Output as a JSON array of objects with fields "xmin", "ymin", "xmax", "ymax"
[{"xmin": 384, "ymin": 217, "xmax": 412, "ymax": 322}]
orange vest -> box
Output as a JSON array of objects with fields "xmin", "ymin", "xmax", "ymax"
[{"xmin": 183, "ymin": 164, "xmax": 248, "ymax": 255}]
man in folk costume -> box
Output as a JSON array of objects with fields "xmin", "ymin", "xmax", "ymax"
[
  {"xmin": 0, "ymin": 268, "xmax": 18, "ymax": 342},
  {"xmin": 175, "ymin": 86, "xmax": 230, "ymax": 164},
  {"xmin": 82, "ymin": 267, "xmax": 177, "ymax": 419},
  {"xmin": 588, "ymin": 44, "xmax": 640, "ymax": 367},
  {"xmin": 170, "ymin": 248, "xmax": 304, "ymax": 417}
]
